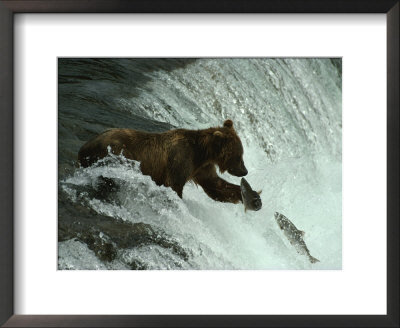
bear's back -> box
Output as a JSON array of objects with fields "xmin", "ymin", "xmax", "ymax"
[{"xmin": 78, "ymin": 128, "xmax": 150, "ymax": 167}]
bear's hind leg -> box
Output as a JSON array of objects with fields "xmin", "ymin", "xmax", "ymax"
[
  {"xmin": 171, "ymin": 184, "xmax": 184, "ymax": 198},
  {"xmin": 169, "ymin": 170, "xmax": 187, "ymax": 198},
  {"xmin": 166, "ymin": 151, "xmax": 192, "ymax": 199}
]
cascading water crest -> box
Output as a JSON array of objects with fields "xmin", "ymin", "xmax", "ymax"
[{"xmin": 117, "ymin": 58, "xmax": 341, "ymax": 162}]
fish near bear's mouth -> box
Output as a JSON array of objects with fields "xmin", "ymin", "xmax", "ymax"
[{"xmin": 252, "ymin": 199, "xmax": 262, "ymax": 211}]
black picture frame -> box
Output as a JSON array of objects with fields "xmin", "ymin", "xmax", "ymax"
[{"xmin": 0, "ymin": 1, "xmax": 398, "ymax": 327}]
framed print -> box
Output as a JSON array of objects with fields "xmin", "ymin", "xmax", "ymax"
[{"xmin": 1, "ymin": 1, "xmax": 398, "ymax": 327}]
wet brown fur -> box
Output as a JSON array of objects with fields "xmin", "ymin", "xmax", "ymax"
[{"xmin": 78, "ymin": 120, "xmax": 247, "ymax": 203}]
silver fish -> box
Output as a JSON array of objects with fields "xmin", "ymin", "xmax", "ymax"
[
  {"xmin": 240, "ymin": 178, "xmax": 262, "ymax": 212},
  {"xmin": 274, "ymin": 212, "xmax": 320, "ymax": 264}
]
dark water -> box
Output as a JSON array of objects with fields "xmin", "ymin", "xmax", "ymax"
[
  {"xmin": 58, "ymin": 58, "xmax": 342, "ymax": 270},
  {"xmin": 58, "ymin": 59, "xmax": 195, "ymax": 168}
]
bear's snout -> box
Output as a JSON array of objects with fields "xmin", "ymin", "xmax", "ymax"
[
  {"xmin": 228, "ymin": 164, "xmax": 248, "ymax": 177},
  {"xmin": 239, "ymin": 167, "xmax": 248, "ymax": 176}
]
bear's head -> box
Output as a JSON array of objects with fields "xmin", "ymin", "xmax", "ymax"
[{"xmin": 212, "ymin": 120, "xmax": 248, "ymax": 177}]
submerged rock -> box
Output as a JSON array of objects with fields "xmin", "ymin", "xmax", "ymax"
[{"xmin": 58, "ymin": 190, "xmax": 189, "ymax": 267}]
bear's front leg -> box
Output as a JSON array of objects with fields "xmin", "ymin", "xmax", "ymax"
[{"xmin": 193, "ymin": 164, "xmax": 242, "ymax": 204}]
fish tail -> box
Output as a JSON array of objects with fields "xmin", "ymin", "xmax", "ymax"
[{"xmin": 309, "ymin": 256, "xmax": 320, "ymax": 264}]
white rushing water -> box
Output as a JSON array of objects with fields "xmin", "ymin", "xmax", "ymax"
[{"xmin": 60, "ymin": 58, "xmax": 342, "ymax": 270}]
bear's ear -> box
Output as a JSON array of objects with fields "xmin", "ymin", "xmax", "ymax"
[
  {"xmin": 223, "ymin": 120, "xmax": 233, "ymax": 129},
  {"xmin": 213, "ymin": 131, "xmax": 224, "ymax": 137}
]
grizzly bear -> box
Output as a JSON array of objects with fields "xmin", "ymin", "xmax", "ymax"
[{"xmin": 78, "ymin": 120, "xmax": 248, "ymax": 203}]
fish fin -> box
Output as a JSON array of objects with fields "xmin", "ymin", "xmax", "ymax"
[
  {"xmin": 309, "ymin": 256, "xmax": 320, "ymax": 263},
  {"xmin": 257, "ymin": 190, "xmax": 262, "ymax": 195}
]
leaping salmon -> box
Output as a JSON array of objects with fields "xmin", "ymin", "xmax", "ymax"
[{"xmin": 274, "ymin": 212, "xmax": 320, "ymax": 264}]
